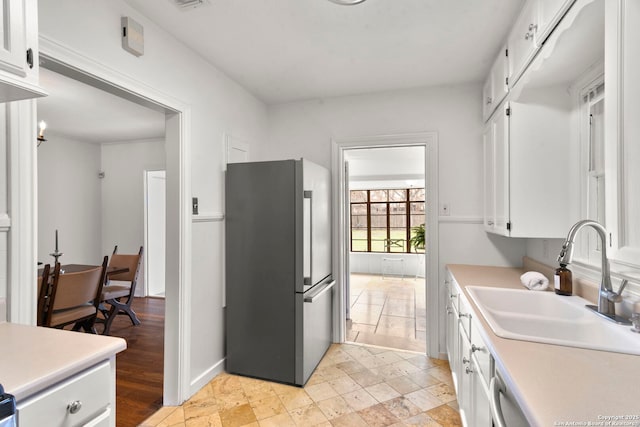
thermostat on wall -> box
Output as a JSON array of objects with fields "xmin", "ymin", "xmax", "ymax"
[{"xmin": 122, "ymin": 16, "xmax": 144, "ymax": 57}]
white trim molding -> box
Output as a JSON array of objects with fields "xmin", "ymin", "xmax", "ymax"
[
  {"xmin": 8, "ymin": 100, "xmax": 38, "ymax": 325},
  {"xmin": 331, "ymin": 132, "xmax": 440, "ymax": 358},
  {"xmin": 192, "ymin": 213, "xmax": 224, "ymax": 223},
  {"xmin": 189, "ymin": 357, "xmax": 226, "ymax": 397},
  {"xmin": 438, "ymin": 216, "xmax": 483, "ymax": 224},
  {"xmin": 0, "ymin": 214, "xmax": 10, "ymax": 231}
]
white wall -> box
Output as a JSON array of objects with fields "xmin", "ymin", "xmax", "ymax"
[
  {"xmin": 350, "ymin": 252, "xmax": 425, "ymax": 278},
  {"xmin": 262, "ymin": 84, "xmax": 527, "ymax": 356},
  {"xmin": 101, "ymin": 138, "xmax": 166, "ymax": 296},
  {"xmin": 38, "ymin": 0, "xmax": 269, "ymax": 400},
  {"xmin": 37, "ymin": 134, "xmax": 102, "ymax": 265},
  {"xmin": 100, "ymin": 139, "xmax": 166, "ymax": 254}
]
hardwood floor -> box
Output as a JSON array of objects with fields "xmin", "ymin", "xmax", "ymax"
[{"xmin": 103, "ymin": 297, "xmax": 165, "ymax": 427}]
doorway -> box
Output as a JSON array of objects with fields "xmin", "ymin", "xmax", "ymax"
[
  {"xmin": 332, "ymin": 133, "xmax": 439, "ymax": 358},
  {"xmin": 35, "ymin": 44, "xmax": 190, "ymax": 411},
  {"xmin": 344, "ymin": 146, "xmax": 426, "ymax": 353}
]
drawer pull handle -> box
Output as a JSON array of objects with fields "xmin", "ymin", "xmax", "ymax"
[
  {"xmin": 465, "ymin": 366, "xmax": 473, "ymax": 374},
  {"xmin": 67, "ymin": 400, "xmax": 82, "ymax": 414},
  {"xmin": 462, "ymin": 357, "xmax": 470, "ymax": 365},
  {"xmin": 490, "ymin": 376, "xmax": 507, "ymax": 427},
  {"xmin": 471, "ymin": 344, "xmax": 484, "ymax": 353}
]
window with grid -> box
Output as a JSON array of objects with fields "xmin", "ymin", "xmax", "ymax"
[{"xmin": 350, "ymin": 188, "xmax": 425, "ymax": 253}]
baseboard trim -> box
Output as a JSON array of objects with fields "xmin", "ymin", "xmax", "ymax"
[{"xmin": 189, "ymin": 357, "xmax": 226, "ymax": 395}]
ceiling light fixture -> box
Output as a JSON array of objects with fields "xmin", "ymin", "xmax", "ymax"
[
  {"xmin": 327, "ymin": 0, "xmax": 367, "ymax": 5},
  {"xmin": 169, "ymin": 0, "xmax": 210, "ymax": 10}
]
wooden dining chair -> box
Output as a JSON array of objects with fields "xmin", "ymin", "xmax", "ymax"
[
  {"xmin": 100, "ymin": 246, "xmax": 144, "ymax": 335},
  {"xmin": 37, "ymin": 264, "xmax": 51, "ymax": 326},
  {"xmin": 43, "ymin": 257, "xmax": 108, "ymax": 333}
]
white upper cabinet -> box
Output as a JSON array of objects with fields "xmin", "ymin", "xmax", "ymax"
[
  {"xmin": 482, "ymin": 45, "xmax": 508, "ymax": 122},
  {"xmin": 507, "ymin": 0, "xmax": 540, "ymax": 86},
  {"xmin": 605, "ymin": 0, "xmax": 640, "ymax": 269},
  {"xmin": 0, "ymin": 0, "xmax": 45, "ymax": 102},
  {"xmin": 0, "ymin": 0, "xmax": 26, "ymax": 76},
  {"xmin": 507, "ymin": 0, "xmax": 577, "ymax": 88},
  {"xmin": 483, "ymin": 103, "xmax": 510, "ymax": 236},
  {"xmin": 484, "ymin": 99, "xmax": 572, "ymax": 238},
  {"xmin": 538, "ymin": 0, "xmax": 577, "ymax": 41}
]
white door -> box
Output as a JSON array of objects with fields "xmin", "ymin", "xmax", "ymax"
[{"xmin": 145, "ymin": 170, "xmax": 166, "ymax": 297}]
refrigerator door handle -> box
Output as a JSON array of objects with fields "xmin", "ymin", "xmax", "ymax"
[
  {"xmin": 304, "ymin": 280, "xmax": 336, "ymax": 303},
  {"xmin": 303, "ymin": 190, "xmax": 313, "ymax": 286}
]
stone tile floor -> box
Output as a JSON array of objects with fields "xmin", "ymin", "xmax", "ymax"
[
  {"xmin": 348, "ymin": 274, "xmax": 426, "ymax": 353},
  {"xmin": 141, "ymin": 343, "xmax": 461, "ymax": 427}
]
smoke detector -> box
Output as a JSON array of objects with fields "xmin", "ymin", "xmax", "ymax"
[{"xmin": 169, "ymin": 0, "xmax": 210, "ymax": 10}]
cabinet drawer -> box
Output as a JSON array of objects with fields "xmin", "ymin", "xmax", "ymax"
[
  {"xmin": 471, "ymin": 319, "xmax": 492, "ymax": 386},
  {"xmin": 17, "ymin": 361, "xmax": 112, "ymax": 427}
]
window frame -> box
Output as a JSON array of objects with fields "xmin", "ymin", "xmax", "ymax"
[
  {"xmin": 576, "ymin": 77, "xmax": 606, "ymax": 266},
  {"xmin": 349, "ymin": 188, "xmax": 425, "ymax": 254}
]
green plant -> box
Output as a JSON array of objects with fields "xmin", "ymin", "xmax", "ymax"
[{"xmin": 409, "ymin": 224, "xmax": 425, "ymax": 252}]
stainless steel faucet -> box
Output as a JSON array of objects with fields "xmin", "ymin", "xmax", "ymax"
[{"xmin": 558, "ymin": 219, "xmax": 631, "ymax": 325}]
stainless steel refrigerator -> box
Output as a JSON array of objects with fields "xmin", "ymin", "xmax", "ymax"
[{"xmin": 225, "ymin": 159, "xmax": 334, "ymax": 386}]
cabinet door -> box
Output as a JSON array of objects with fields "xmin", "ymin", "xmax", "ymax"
[
  {"xmin": 470, "ymin": 359, "xmax": 492, "ymax": 427},
  {"xmin": 538, "ymin": 0, "xmax": 575, "ymax": 42},
  {"xmin": 457, "ymin": 328, "xmax": 472, "ymax": 426},
  {"xmin": 490, "ymin": 46, "xmax": 509, "ymax": 107},
  {"xmin": 482, "ymin": 77, "xmax": 493, "ymax": 122},
  {"xmin": 482, "ymin": 125, "xmax": 495, "ymax": 231},
  {"xmin": 445, "ymin": 278, "xmax": 460, "ymax": 391},
  {"xmin": 508, "ymin": 0, "xmax": 539, "ymax": 86},
  {"xmin": 493, "ymin": 105, "xmax": 510, "ymax": 236},
  {"xmin": 607, "ymin": 0, "xmax": 640, "ymax": 266},
  {"xmin": 0, "ymin": 0, "xmax": 27, "ymax": 77}
]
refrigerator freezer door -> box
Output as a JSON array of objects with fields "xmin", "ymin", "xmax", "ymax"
[
  {"xmin": 295, "ymin": 279, "xmax": 334, "ymax": 385},
  {"xmin": 302, "ymin": 159, "xmax": 332, "ymax": 290}
]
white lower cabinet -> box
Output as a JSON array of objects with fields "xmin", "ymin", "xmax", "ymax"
[
  {"xmin": 445, "ymin": 273, "xmax": 460, "ymax": 391},
  {"xmin": 446, "ymin": 273, "xmax": 492, "ymax": 427},
  {"xmin": 16, "ymin": 360, "xmax": 115, "ymax": 427}
]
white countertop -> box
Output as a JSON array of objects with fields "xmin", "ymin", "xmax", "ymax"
[
  {"xmin": 447, "ymin": 264, "xmax": 640, "ymax": 426},
  {"xmin": 0, "ymin": 323, "xmax": 126, "ymax": 401}
]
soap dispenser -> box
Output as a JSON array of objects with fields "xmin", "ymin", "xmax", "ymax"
[{"xmin": 554, "ymin": 264, "xmax": 573, "ymax": 296}]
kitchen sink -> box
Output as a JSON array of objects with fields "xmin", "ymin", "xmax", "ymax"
[{"xmin": 466, "ymin": 286, "xmax": 640, "ymax": 355}]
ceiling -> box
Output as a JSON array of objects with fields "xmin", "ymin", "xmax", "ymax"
[
  {"xmin": 125, "ymin": 0, "xmax": 525, "ymax": 104},
  {"xmin": 345, "ymin": 146, "xmax": 424, "ymax": 189},
  {"xmin": 37, "ymin": 68, "xmax": 166, "ymax": 144},
  {"xmin": 37, "ymin": 1, "xmax": 525, "ymax": 142}
]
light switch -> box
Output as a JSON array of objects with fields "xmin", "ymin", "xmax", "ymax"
[{"xmin": 192, "ymin": 197, "xmax": 199, "ymax": 215}]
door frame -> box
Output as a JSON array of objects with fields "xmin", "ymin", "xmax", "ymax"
[
  {"xmin": 16, "ymin": 35, "xmax": 192, "ymax": 405},
  {"xmin": 331, "ymin": 132, "xmax": 439, "ymax": 357}
]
